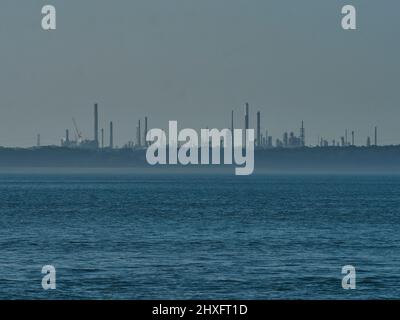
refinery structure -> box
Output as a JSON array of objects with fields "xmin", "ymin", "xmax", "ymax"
[
  {"xmin": 60, "ymin": 103, "xmax": 148, "ymax": 151},
  {"xmin": 56, "ymin": 102, "xmax": 381, "ymax": 151},
  {"xmin": 1, "ymin": 101, "xmax": 398, "ymax": 173}
]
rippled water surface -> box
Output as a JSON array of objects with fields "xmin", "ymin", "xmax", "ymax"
[{"xmin": 0, "ymin": 174, "xmax": 399, "ymax": 299}]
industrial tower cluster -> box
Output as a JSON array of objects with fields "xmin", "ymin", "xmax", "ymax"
[
  {"xmin": 318, "ymin": 126, "xmax": 378, "ymax": 148},
  {"xmin": 238, "ymin": 102, "xmax": 379, "ymax": 149},
  {"xmin": 58, "ymin": 102, "xmax": 379, "ymax": 150},
  {"xmin": 234, "ymin": 102, "xmax": 306, "ymax": 149},
  {"xmin": 61, "ymin": 103, "xmax": 148, "ymax": 150}
]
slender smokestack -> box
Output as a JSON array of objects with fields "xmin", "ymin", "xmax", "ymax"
[
  {"xmin": 94, "ymin": 103, "xmax": 99, "ymax": 147},
  {"xmin": 374, "ymin": 126, "xmax": 378, "ymax": 146},
  {"xmin": 66, "ymin": 129, "xmax": 69, "ymax": 143},
  {"xmin": 300, "ymin": 121, "xmax": 305, "ymax": 147},
  {"xmin": 244, "ymin": 103, "xmax": 249, "ymax": 131},
  {"xmin": 101, "ymin": 128, "xmax": 104, "ymax": 149},
  {"xmin": 231, "ymin": 110, "xmax": 234, "ymax": 132},
  {"xmin": 109, "ymin": 121, "xmax": 113, "ymax": 149},
  {"xmin": 230, "ymin": 110, "xmax": 234, "ymax": 145},
  {"xmin": 144, "ymin": 117, "xmax": 148, "ymax": 146},
  {"xmin": 138, "ymin": 120, "xmax": 141, "ymax": 147},
  {"xmin": 244, "ymin": 103, "xmax": 249, "ymax": 144},
  {"xmin": 351, "ymin": 130, "xmax": 354, "ymax": 146},
  {"xmin": 256, "ymin": 111, "xmax": 261, "ymax": 147}
]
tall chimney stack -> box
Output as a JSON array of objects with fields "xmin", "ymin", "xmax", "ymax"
[
  {"xmin": 374, "ymin": 126, "xmax": 378, "ymax": 146},
  {"xmin": 144, "ymin": 117, "xmax": 148, "ymax": 146},
  {"xmin": 109, "ymin": 121, "xmax": 113, "ymax": 149},
  {"xmin": 101, "ymin": 128, "xmax": 104, "ymax": 149},
  {"xmin": 231, "ymin": 110, "xmax": 234, "ymax": 145},
  {"xmin": 138, "ymin": 120, "xmax": 141, "ymax": 147},
  {"xmin": 300, "ymin": 121, "xmax": 305, "ymax": 147},
  {"xmin": 256, "ymin": 111, "xmax": 261, "ymax": 147},
  {"xmin": 244, "ymin": 103, "xmax": 249, "ymax": 144},
  {"xmin": 94, "ymin": 103, "xmax": 99, "ymax": 148},
  {"xmin": 231, "ymin": 110, "xmax": 234, "ymax": 132},
  {"xmin": 244, "ymin": 103, "xmax": 249, "ymax": 131}
]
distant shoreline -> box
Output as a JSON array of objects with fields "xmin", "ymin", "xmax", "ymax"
[{"xmin": 1, "ymin": 145, "xmax": 400, "ymax": 174}]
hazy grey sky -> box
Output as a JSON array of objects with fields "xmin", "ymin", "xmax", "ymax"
[{"xmin": 0, "ymin": 0, "xmax": 399, "ymax": 147}]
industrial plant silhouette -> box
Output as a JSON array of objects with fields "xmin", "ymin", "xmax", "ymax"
[{"xmin": 0, "ymin": 103, "xmax": 397, "ymax": 173}]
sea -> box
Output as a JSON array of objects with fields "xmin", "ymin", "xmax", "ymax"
[{"xmin": 0, "ymin": 173, "xmax": 399, "ymax": 299}]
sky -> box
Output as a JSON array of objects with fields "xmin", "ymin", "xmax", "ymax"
[{"xmin": 0, "ymin": 0, "xmax": 399, "ymax": 147}]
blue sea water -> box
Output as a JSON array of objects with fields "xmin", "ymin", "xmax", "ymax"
[{"xmin": 0, "ymin": 173, "xmax": 400, "ymax": 300}]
